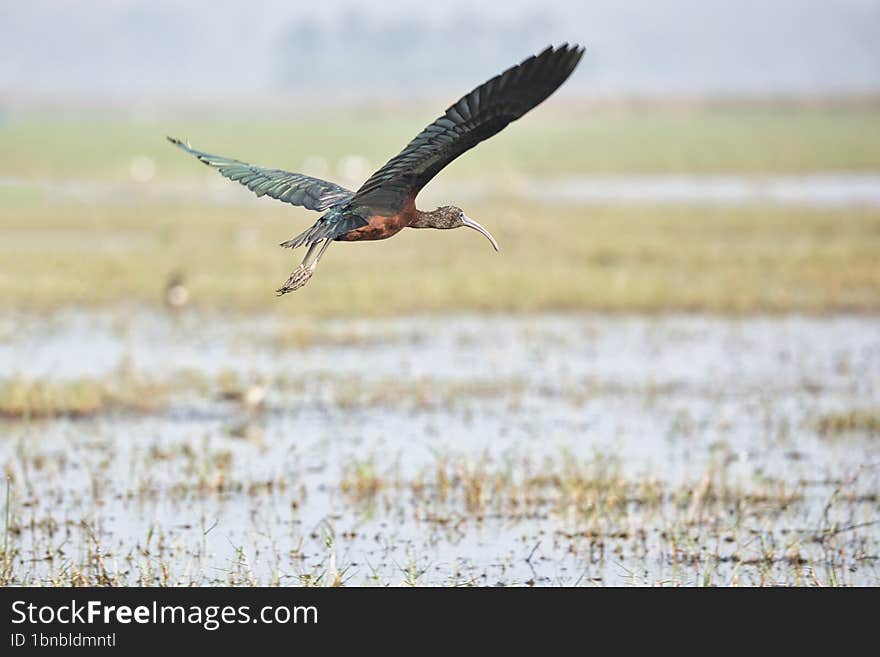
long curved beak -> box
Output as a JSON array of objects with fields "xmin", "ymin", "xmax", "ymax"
[{"xmin": 461, "ymin": 215, "xmax": 500, "ymax": 251}]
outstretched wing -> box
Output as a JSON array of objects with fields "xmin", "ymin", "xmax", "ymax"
[
  {"xmin": 351, "ymin": 44, "xmax": 584, "ymax": 213},
  {"xmin": 168, "ymin": 137, "xmax": 354, "ymax": 212}
]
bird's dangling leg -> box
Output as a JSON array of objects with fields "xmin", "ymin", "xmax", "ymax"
[{"xmin": 276, "ymin": 238, "xmax": 333, "ymax": 296}]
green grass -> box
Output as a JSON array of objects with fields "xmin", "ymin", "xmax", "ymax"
[
  {"xmin": 3, "ymin": 104, "xmax": 880, "ymax": 182},
  {"xmin": 2, "ymin": 104, "xmax": 879, "ymax": 315}
]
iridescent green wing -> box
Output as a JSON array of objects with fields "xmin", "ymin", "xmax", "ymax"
[{"xmin": 168, "ymin": 138, "xmax": 353, "ymax": 211}]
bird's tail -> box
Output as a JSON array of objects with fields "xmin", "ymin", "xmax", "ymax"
[
  {"xmin": 280, "ymin": 214, "xmax": 333, "ymax": 249},
  {"xmin": 279, "ymin": 226, "xmax": 313, "ymax": 250},
  {"xmin": 281, "ymin": 205, "xmax": 361, "ymax": 250}
]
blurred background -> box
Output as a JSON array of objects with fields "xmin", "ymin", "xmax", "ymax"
[
  {"xmin": 5, "ymin": 0, "xmax": 880, "ymax": 100},
  {"xmin": 1, "ymin": 1, "xmax": 879, "ymax": 586}
]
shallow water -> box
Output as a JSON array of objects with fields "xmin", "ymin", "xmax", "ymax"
[
  {"xmin": 6, "ymin": 172, "xmax": 880, "ymax": 208},
  {"xmin": 521, "ymin": 173, "xmax": 880, "ymax": 208},
  {"xmin": 1, "ymin": 311, "xmax": 878, "ymax": 585}
]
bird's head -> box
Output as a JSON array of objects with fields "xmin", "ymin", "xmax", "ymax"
[{"xmin": 421, "ymin": 206, "xmax": 499, "ymax": 251}]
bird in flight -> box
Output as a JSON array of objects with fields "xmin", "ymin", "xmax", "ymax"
[{"xmin": 169, "ymin": 44, "xmax": 584, "ymax": 295}]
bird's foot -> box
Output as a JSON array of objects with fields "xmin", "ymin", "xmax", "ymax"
[{"xmin": 276, "ymin": 264, "xmax": 314, "ymax": 296}]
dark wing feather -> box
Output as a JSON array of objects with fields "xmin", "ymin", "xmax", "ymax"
[
  {"xmin": 351, "ymin": 44, "xmax": 584, "ymax": 213},
  {"xmin": 167, "ymin": 137, "xmax": 353, "ymax": 212}
]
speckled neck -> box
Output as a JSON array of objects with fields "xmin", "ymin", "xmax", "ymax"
[{"xmin": 409, "ymin": 206, "xmax": 459, "ymax": 229}]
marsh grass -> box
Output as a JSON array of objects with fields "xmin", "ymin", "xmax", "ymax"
[
  {"xmin": 331, "ymin": 376, "xmax": 526, "ymax": 410},
  {"xmin": 0, "ymin": 376, "xmax": 168, "ymax": 419},
  {"xmin": 333, "ymin": 452, "xmax": 875, "ymax": 586},
  {"xmin": 2, "ymin": 423, "xmax": 876, "ymax": 586},
  {"xmin": 1, "ymin": 103, "xmax": 878, "ymax": 585},
  {"xmin": 340, "ymin": 451, "xmax": 811, "ymax": 528},
  {"xmin": 2, "ymin": 197, "xmax": 878, "ymax": 315},
  {"xmin": 817, "ymin": 409, "xmax": 880, "ymax": 437},
  {"xmin": 2, "ymin": 104, "xmax": 880, "ymax": 315},
  {"xmin": 273, "ymin": 324, "xmax": 425, "ymax": 349},
  {"xmin": 4, "ymin": 104, "xmax": 880, "ymax": 181},
  {"xmin": 1, "ymin": 478, "xmax": 11, "ymax": 583},
  {"xmin": 340, "ymin": 459, "xmax": 384, "ymax": 502}
]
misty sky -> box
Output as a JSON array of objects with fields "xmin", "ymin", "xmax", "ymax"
[{"xmin": 2, "ymin": 0, "xmax": 879, "ymax": 102}]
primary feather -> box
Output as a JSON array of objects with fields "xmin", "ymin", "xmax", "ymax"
[{"xmin": 351, "ymin": 44, "xmax": 585, "ymax": 213}]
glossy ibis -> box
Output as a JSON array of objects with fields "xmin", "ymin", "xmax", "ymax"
[{"xmin": 169, "ymin": 44, "xmax": 584, "ymax": 295}]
